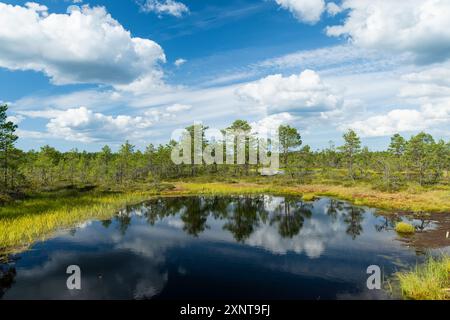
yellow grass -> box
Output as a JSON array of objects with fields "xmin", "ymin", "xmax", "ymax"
[
  {"xmin": 397, "ymin": 256, "xmax": 450, "ymax": 300},
  {"xmin": 0, "ymin": 190, "xmax": 155, "ymax": 252},
  {"xmin": 171, "ymin": 182, "xmax": 450, "ymax": 213}
]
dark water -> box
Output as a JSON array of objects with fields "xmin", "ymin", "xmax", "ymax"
[{"xmin": 0, "ymin": 195, "xmax": 445, "ymax": 300}]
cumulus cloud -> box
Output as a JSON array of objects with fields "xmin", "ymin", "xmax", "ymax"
[
  {"xmin": 20, "ymin": 107, "xmax": 155, "ymax": 142},
  {"xmin": 25, "ymin": 2, "xmax": 48, "ymax": 14},
  {"xmin": 138, "ymin": 0, "xmax": 189, "ymax": 17},
  {"xmin": 0, "ymin": 2, "xmax": 166, "ymax": 87},
  {"xmin": 251, "ymin": 113, "xmax": 294, "ymax": 136},
  {"xmin": 236, "ymin": 69, "xmax": 342, "ymax": 114},
  {"xmin": 326, "ymin": 0, "xmax": 450, "ymax": 64},
  {"xmin": 345, "ymin": 102, "xmax": 450, "ymax": 137},
  {"xmin": 274, "ymin": 0, "xmax": 325, "ymax": 24}
]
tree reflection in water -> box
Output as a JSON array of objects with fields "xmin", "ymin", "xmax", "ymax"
[
  {"xmin": 15, "ymin": 194, "xmax": 373, "ymax": 251},
  {"xmin": 375, "ymin": 215, "xmax": 402, "ymax": 232},
  {"xmin": 0, "ymin": 265, "xmax": 16, "ymax": 299},
  {"xmin": 343, "ymin": 205, "xmax": 364, "ymax": 240},
  {"xmin": 180, "ymin": 197, "xmax": 210, "ymax": 237},
  {"xmin": 270, "ymin": 197, "xmax": 312, "ymax": 239},
  {"xmin": 104, "ymin": 196, "xmax": 369, "ymax": 242},
  {"xmin": 22, "ymin": 194, "xmax": 375, "ymax": 251},
  {"xmin": 326, "ymin": 199, "xmax": 344, "ymax": 222}
]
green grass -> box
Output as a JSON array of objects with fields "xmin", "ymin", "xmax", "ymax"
[
  {"xmin": 0, "ymin": 187, "xmax": 159, "ymax": 253},
  {"xmin": 395, "ymin": 222, "xmax": 416, "ymax": 234},
  {"xmin": 397, "ymin": 256, "xmax": 450, "ymax": 300}
]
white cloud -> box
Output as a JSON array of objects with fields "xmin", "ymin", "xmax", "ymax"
[
  {"xmin": 174, "ymin": 58, "xmax": 187, "ymax": 67},
  {"xmin": 326, "ymin": 2, "xmax": 342, "ymax": 16},
  {"xmin": 165, "ymin": 103, "xmax": 191, "ymax": 113},
  {"xmin": 25, "ymin": 2, "xmax": 48, "ymax": 15},
  {"xmin": 345, "ymin": 102, "xmax": 450, "ymax": 137},
  {"xmin": 16, "ymin": 129, "xmax": 51, "ymax": 140},
  {"xmin": 144, "ymin": 109, "xmax": 172, "ymax": 121},
  {"xmin": 21, "ymin": 107, "xmax": 155, "ymax": 142},
  {"xmin": 236, "ymin": 69, "xmax": 342, "ymax": 114},
  {"xmin": 0, "ymin": 3, "xmax": 166, "ymax": 87},
  {"xmin": 258, "ymin": 45, "xmax": 405, "ymax": 74},
  {"xmin": 139, "ymin": 0, "xmax": 189, "ymax": 17},
  {"xmin": 12, "ymin": 83, "xmax": 248, "ymax": 145},
  {"xmin": 114, "ymin": 72, "xmax": 169, "ymax": 94},
  {"xmin": 403, "ymin": 67, "xmax": 450, "ymax": 88},
  {"xmin": 275, "ymin": 0, "xmax": 325, "ymax": 24},
  {"xmin": 399, "ymin": 63, "xmax": 450, "ymax": 102},
  {"xmin": 326, "ymin": 0, "xmax": 450, "ymax": 64},
  {"xmin": 7, "ymin": 115, "xmax": 25, "ymax": 124},
  {"xmin": 251, "ymin": 113, "xmax": 294, "ymax": 136},
  {"xmin": 207, "ymin": 71, "xmax": 256, "ymax": 86}
]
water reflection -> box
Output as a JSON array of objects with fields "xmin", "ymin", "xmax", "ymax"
[
  {"xmin": 0, "ymin": 195, "xmax": 445, "ymax": 300},
  {"xmin": 0, "ymin": 265, "xmax": 16, "ymax": 299},
  {"xmin": 135, "ymin": 196, "xmax": 321, "ymax": 243}
]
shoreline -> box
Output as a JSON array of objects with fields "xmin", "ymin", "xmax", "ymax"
[
  {"xmin": 168, "ymin": 182, "xmax": 450, "ymax": 214},
  {"xmin": 1, "ymin": 181, "xmax": 449, "ymax": 255}
]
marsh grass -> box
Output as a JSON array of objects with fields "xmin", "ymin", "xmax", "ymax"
[
  {"xmin": 172, "ymin": 181, "xmax": 450, "ymax": 213},
  {"xmin": 397, "ymin": 256, "xmax": 450, "ymax": 300},
  {"xmin": 0, "ymin": 188, "xmax": 158, "ymax": 252}
]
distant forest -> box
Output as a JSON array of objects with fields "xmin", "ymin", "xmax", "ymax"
[{"xmin": 1, "ymin": 104, "xmax": 449, "ymax": 197}]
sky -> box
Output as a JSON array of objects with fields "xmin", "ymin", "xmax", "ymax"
[{"xmin": 0, "ymin": 0, "xmax": 449, "ymax": 152}]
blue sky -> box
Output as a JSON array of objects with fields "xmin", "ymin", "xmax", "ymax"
[{"xmin": 1, "ymin": 0, "xmax": 449, "ymax": 151}]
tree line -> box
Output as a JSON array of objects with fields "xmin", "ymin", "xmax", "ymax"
[{"xmin": 0, "ymin": 104, "xmax": 449, "ymax": 195}]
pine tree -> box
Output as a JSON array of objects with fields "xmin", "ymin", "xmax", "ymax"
[
  {"xmin": 339, "ymin": 129, "xmax": 361, "ymax": 179},
  {"xmin": 278, "ymin": 125, "xmax": 302, "ymax": 167},
  {"xmin": 0, "ymin": 104, "xmax": 18, "ymax": 189}
]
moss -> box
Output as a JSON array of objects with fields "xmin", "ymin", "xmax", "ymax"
[
  {"xmin": 395, "ymin": 222, "xmax": 416, "ymax": 234},
  {"xmin": 302, "ymin": 193, "xmax": 317, "ymax": 201}
]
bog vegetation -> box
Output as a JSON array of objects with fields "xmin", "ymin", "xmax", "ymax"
[{"xmin": 0, "ymin": 103, "xmax": 449, "ymax": 203}]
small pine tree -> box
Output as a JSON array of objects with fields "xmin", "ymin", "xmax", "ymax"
[{"xmin": 0, "ymin": 104, "xmax": 18, "ymax": 189}]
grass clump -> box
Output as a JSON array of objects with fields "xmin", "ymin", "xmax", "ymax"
[
  {"xmin": 395, "ymin": 222, "xmax": 416, "ymax": 234},
  {"xmin": 397, "ymin": 256, "xmax": 450, "ymax": 300}
]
